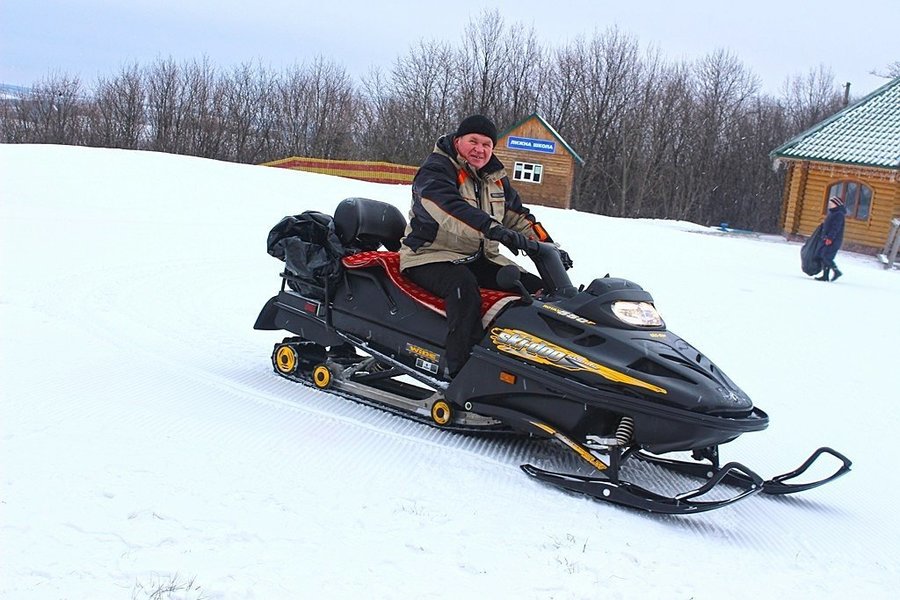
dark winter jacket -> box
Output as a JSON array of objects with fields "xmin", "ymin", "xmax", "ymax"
[
  {"xmin": 818, "ymin": 205, "xmax": 847, "ymax": 262},
  {"xmin": 398, "ymin": 134, "xmax": 548, "ymax": 271}
]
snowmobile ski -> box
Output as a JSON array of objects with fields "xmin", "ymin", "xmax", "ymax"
[
  {"xmin": 520, "ymin": 463, "xmax": 763, "ymax": 514},
  {"xmin": 488, "ymin": 407, "xmax": 765, "ymax": 514}
]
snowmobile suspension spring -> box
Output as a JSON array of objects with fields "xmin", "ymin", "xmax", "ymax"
[{"xmin": 615, "ymin": 416, "xmax": 635, "ymax": 446}]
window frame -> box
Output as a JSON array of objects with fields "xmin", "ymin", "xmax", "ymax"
[
  {"xmin": 513, "ymin": 161, "xmax": 544, "ymax": 184},
  {"xmin": 825, "ymin": 179, "xmax": 873, "ymax": 221}
]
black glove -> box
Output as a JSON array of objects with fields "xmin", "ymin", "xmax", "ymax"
[
  {"xmin": 558, "ymin": 248, "xmax": 574, "ymax": 270},
  {"xmin": 487, "ymin": 226, "xmax": 530, "ymax": 255}
]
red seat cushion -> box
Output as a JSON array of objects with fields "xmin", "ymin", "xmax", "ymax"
[{"xmin": 342, "ymin": 251, "xmax": 520, "ymax": 326}]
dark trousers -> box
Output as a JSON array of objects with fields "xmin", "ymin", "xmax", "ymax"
[{"xmin": 405, "ymin": 259, "xmax": 543, "ymax": 376}]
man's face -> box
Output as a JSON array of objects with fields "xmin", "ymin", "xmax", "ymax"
[{"xmin": 454, "ymin": 133, "xmax": 494, "ymax": 170}]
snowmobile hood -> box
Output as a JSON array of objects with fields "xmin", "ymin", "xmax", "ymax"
[{"xmin": 487, "ymin": 287, "xmax": 754, "ymax": 417}]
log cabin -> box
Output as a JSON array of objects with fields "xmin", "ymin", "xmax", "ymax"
[
  {"xmin": 771, "ymin": 77, "xmax": 900, "ymax": 262},
  {"xmin": 492, "ymin": 113, "xmax": 584, "ymax": 210}
]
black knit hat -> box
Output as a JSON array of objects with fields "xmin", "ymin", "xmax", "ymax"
[
  {"xmin": 455, "ymin": 114, "xmax": 498, "ymax": 144},
  {"xmin": 829, "ymin": 196, "xmax": 844, "ymax": 207}
]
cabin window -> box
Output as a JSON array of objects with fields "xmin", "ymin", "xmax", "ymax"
[
  {"xmin": 513, "ymin": 161, "xmax": 543, "ymax": 184},
  {"xmin": 826, "ymin": 180, "xmax": 873, "ymax": 221}
]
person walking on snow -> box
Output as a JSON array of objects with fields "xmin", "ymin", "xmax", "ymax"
[{"xmin": 816, "ymin": 196, "xmax": 846, "ymax": 281}]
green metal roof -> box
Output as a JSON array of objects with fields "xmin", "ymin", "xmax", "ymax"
[
  {"xmin": 499, "ymin": 113, "xmax": 585, "ymax": 165},
  {"xmin": 771, "ymin": 76, "xmax": 900, "ymax": 169}
]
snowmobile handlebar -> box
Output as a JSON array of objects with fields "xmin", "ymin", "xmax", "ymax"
[{"xmin": 525, "ymin": 241, "xmax": 577, "ymax": 298}]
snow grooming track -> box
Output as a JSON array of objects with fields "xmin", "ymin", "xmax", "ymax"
[
  {"xmin": 16, "ymin": 252, "xmax": 577, "ymax": 494},
  {"xmin": 8, "ymin": 210, "xmax": 851, "ymax": 524},
  {"xmin": 18, "ymin": 254, "xmax": 810, "ymax": 517},
  {"xmin": 0, "ymin": 208, "xmax": 764, "ymax": 515},
  {"xmin": 58, "ymin": 267, "xmax": 573, "ymax": 476}
]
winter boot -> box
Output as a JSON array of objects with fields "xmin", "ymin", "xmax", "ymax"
[
  {"xmin": 816, "ymin": 268, "xmax": 831, "ymax": 281},
  {"xmin": 831, "ymin": 267, "xmax": 843, "ymax": 281}
]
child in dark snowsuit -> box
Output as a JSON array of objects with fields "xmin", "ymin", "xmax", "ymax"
[{"xmin": 816, "ymin": 196, "xmax": 847, "ymax": 281}]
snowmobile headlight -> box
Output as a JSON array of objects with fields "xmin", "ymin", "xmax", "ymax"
[{"xmin": 611, "ymin": 301, "xmax": 663, "ymax": 327}]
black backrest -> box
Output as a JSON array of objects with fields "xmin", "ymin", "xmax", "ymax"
[{"xmin": 333, "ymin": 197, "xmax": 407, "ymax": 252}]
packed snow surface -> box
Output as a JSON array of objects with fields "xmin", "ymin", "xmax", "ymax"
[{"xmin": 2, "ymin": 144, "xmax": 898, "ymax": 599}]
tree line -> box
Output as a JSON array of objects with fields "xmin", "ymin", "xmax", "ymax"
[{"xmin": 3, "ymin": 11, "xmax": 876, "ymax": 232}]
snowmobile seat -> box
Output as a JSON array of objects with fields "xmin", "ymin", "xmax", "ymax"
[
  {"xmin": 334, "ymin": 197, "xmax": 407, "ymax": 252},
  {"xmin": 342, "ymin": 251, "xmax": 520, "ymax": 327}
]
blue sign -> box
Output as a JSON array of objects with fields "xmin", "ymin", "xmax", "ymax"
[{"xmin": 507, "ymin": 136, "xmax": 556, "ymax": 154}]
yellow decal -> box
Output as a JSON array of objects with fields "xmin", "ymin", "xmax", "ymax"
[
  {"xmin": 542, "ymin": 304, "xmax": 596, "ymax": 326},
  {"xmin": 490, "ymin": 328, "xmax": 667, "ymax": 395},
  {"xmin": 405, "ymin": 343, "xmax": 440, "ymax": 363},
  {"xmin": 530, "ymin": 421, "xmax": 608, "ymax": 471}
]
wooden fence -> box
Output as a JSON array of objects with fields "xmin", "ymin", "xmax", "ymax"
[{"xmin": 262, "ymin": 156, "xmax": 417, "ymax": 185}]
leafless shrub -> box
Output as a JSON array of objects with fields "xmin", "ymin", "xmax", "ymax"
[{"xmin": 131, "ymin": 572, "xmax": 207, "ymax": 600}]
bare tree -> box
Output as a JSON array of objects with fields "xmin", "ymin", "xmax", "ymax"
[
  {"xmin": 356, "ymin": 66, "xmax": 403, "ymax": 160},
  {"xmin": 675, "ymin": 50, "xmax": 759, "ymax": 224},
  {"xmin": 90, "ymin": 63, "xmax": 145, "ymax": 149},
  {"xmin": 554, "ymin": 28, "xmax": 644, "ymax": 215},
  {"xmin": 5, "ymin": 73, "xmax": 87, "ymax": 144},
  {"xmin": 539, "ymin": 45, "xmax": 582, "ymax": 135},
  {"xmin": 887, "ymin": 61, "xmax": 900, "ymax": 78},
  {"xmin": 221, "ymin": 62, "xmax": 277, "ymax": 163},
  {"xmin": 722, "ymin": 96, "xmax": 789, "ymax": 231},
  {"xmin": 181, "ymin": 57, "xmax": 228, "ymax": 159},
  {"xmin": 779, "ymin": 65, "xmax": 844, "ymax": 133},
  {"xmin": 145, "ymin": 58, "xmax": 187, "ymax": 154},
  {"xmin": 492, "ymin": 21, "xmax": 547, "ymax": 128},
  {"xmin": 455, "ymin": 10, "xmax": 513, "ymax": 117},
  {"xmin": 870, "ymin": 61, "xmax": 900, "ymax": 79},
  {"xmin": 359, "ymin": 39, "xmax": 459, "ymax": 164},
  {"xmin": 272, "ymin": 57, "xmax": 359, "ymax": 159},
  {"xmin": 613, "ymin": 48, "xmax": 675, "ymax": 218}
]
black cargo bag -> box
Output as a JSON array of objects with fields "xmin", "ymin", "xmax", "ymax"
[
  {"xmin": 266, "ymin": 211, "xmax": 347, "ymax": 298},
  {"xmin": 800, "ymin": 223, "xmax": 824, "ymax": 276}
]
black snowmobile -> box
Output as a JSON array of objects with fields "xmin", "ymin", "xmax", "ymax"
[{"xmin": 254, "ymin": 197, "xmax": 851, "ymax": 514}]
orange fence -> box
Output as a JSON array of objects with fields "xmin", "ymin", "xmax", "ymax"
[{"xmin": 262, "ymin": 156, "xmax": 417, "ymax": 185}]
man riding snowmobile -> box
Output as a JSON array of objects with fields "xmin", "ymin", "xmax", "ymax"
[{"xmin": 400, "ymin": 114, "xmax": 571, "ymax": 378}]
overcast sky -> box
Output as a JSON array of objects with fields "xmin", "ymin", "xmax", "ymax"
[{"xmin": 2, "ymin": 0, "xmax": 897, "ymax": 97}]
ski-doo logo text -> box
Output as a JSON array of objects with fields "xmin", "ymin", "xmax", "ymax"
[
  {"xmin": 490, "ymin": 328, "xmax": 667, "ymax": 394},
  {"xmin": 491, "ymin": 329, "xmax": 568, "ymax": 363}
]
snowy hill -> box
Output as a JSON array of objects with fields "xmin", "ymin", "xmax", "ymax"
[{"xmin": 1, "ymin": 144, "xmax": 899, "ymax": 599}]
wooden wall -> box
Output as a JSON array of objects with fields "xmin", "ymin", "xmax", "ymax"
[
  {"xmin": 493, "ymin": 116, "xmax": 576, "ymax": 209},
  {"xmin": 780, "ymin": 160, "xmax": 900, "ymax": 252}
]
